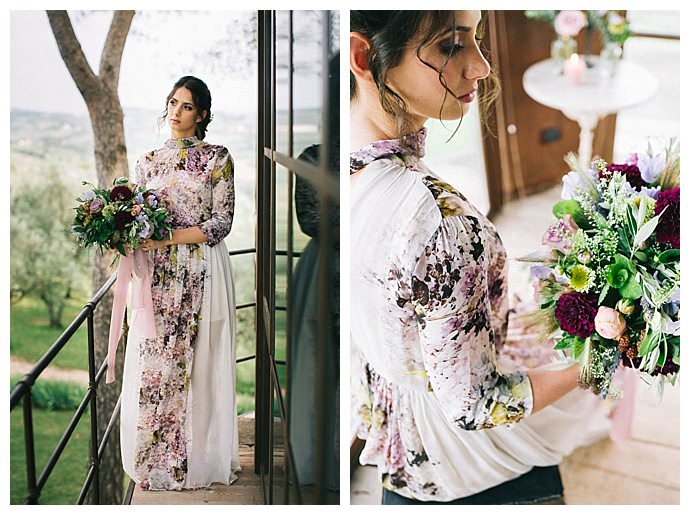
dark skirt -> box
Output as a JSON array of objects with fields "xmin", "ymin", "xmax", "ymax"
[{"xmin": 381, "ymin": 465, "xmax": 564, "ymax": 505}]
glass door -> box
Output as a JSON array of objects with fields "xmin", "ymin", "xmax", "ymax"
[{"xmin": 256, "ymin": 9, "xmax": 339, "ymax": 505}]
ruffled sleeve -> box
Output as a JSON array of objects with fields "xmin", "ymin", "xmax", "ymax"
[
  {"xmin": 411, "ymin": 215, "xmax": 533, "ymax": 430},
  {"xmin": 198, "ymin": 146, "xmax": 235, "ymax": 246}
]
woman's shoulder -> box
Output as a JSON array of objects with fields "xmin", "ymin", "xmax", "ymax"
[
  {"xmin": 357, "ymin": 156, "xmax": 431, "ymax": 202},
  {"xmin": 390, "ymin": 159, "xmax": 474, "ymax": 222},
  {"xmin": 418, "ymin": 174, "xmax": 473, "ymax": 220},
  {"xmin": 136, "ymin": 149, "xmax": 157, "ymax": 167},
  {"xmin": 355, "ymin": 157, "xmax": 467, "ymax": 218},
  {"xmin": 205, "ymin": 143, "xmax": 232, "ymax": 162}
]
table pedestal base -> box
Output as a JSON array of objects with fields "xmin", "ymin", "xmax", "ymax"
[{"xmin": 563, "ymin": 111, "xmax": 600, "ymax": 169}]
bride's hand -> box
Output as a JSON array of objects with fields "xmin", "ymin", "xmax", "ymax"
[{"xmin": 140, "ymin": 238, "xmax": 169, "ymax": 252}]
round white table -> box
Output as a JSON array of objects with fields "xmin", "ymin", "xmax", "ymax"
[{"xmin": 523, "ymin": 57, "xmax": 659, "ymax": 167}]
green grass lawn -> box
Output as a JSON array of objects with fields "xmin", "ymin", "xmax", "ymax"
[
  {"xmin": 11, "ymin": 297, "xmax": 90, "ymax": 371},
  {"xmin": 10, "ymin": 406, "xmax": 96, "ymax": 504}
]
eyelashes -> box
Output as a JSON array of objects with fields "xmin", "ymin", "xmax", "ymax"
[
  {"xmin": 438, "ymin": 36, "xmax": 483, "ymax": 56},
  {"xmin": 168, "ymin": 99, "xmax": 194, "ymax": 111}
]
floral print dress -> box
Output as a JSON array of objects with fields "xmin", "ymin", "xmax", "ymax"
[
  {"xmin": 120, "ymin": 136, "xmax": 240, "ymax": 491},
  {"xmin": 350, "ymin": 129, "xmax": 610, "ymax": 502}
]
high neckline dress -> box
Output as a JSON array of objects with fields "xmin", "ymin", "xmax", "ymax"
[
  {"xmin": 350, "ymin": 129, "xmax": 611, "ymax": 502},
  {"xmin": 120, "ymin": 136, "xmax": 240, "ymax": 491}
]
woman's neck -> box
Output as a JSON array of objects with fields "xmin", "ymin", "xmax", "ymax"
[
  {"xmin": 350, "ymin": 87, "xmax": 426, "ymax": 152},
  {"xmin": 171, "ymin": 129, "xmax": 196, "ymax": 139}
]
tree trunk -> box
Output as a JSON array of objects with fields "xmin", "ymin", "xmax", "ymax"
[
  {"xmin": 40, "ymin": 293, "xmax": 61, "ymax": 329},
  {"xmin": 47, "ymin": 10, "xmax": 134, "ymax": 505}
]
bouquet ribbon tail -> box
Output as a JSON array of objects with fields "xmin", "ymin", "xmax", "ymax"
[
  {"xmin": 609, "ymin": 366, "xmax": 636, "ymax": 442},
  {"xmin": 131, "ymin": 249, "xmax": 156, "ymax": 340},
  {"xmin": 106, "ymin": 249, "xmax": 156, "ymax": 384}
]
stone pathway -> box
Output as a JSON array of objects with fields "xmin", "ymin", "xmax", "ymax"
[{"xmin": 10, "ymin": 355, "xmax": 88, "ymax": 385}]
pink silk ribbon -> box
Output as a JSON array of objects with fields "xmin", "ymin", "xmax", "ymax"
[
  {"xmin": 106, "ymin": 249, "xmax": 156, "ymax": 384},
  {"xmin": 609, "ymin": 366, "xmax": 636, "ymax": 441}
]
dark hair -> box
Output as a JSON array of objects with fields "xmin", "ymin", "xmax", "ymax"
[
  {"xmin": 350, "ymin": 11, "xmax": 500, "ymax": 143},
  {"xmin": 160, "ymin": 76, "xmax": 213, "ymax": 140}
]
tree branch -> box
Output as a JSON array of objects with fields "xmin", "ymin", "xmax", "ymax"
[
  {"xmin": 46, "ymin": 10, "xmax": 98, "ymax": 102},
  {"xmin": 99, "ymin": 10, "xmax": 135, "ymax": 88}
]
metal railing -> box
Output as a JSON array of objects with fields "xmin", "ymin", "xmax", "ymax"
[
  {"xmin": 10, "ymin": 273, "xmax": 117, "ymax": 505},
  {"xmin": 9, "ymin": 246, "xmax": 277, "ymax": 505}
]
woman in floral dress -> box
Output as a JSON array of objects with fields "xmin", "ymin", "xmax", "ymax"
[
  {"xmin": 120, "ymin": 76, "xmax": 240, "ymax": 491},
  {"xmin": 350, "ymin": 11, "xmax": 609, "ymax": 504}
]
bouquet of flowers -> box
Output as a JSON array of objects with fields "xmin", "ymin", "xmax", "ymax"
[
  {"xmin": 71, "ymin": 177, "xmax": 173, "ymax": 256},
  {"xmin": 522, "ymin": 139, "xmax": 680, "ymax": 398}
]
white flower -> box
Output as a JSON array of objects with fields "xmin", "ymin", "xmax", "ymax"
[
  {"xmin": 639, "ymin": 185, "xmax": 661, "ymax": 199},
  {"xmin": 637, "ymin": 153, "xmax": 665, "ymax": 184},
  {"xmin": 561, "ymin": 168, "xmax": 598, "ymax": 200}
]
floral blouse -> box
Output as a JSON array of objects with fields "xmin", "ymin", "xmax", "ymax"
[
  {"xmin": 350, "ymin": 129, "xmax": 534, "ymax": 501},
  {"xmin": 135, "ymin": 136, "xmax": 235, "ymax": 247}
]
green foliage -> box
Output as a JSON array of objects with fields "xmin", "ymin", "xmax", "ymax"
[
  {"xmin": 638, "ymin": 330, "xmax": 658, "ymax": 357},
  {"xmin": 606, "ymin": 255, "xmax": 642, "ymax": 299},
  {"xmin": 11, "ymin": 166, "xmax": 90, "ymax": 326},
  {"xmin": 524, "ymin": 10, "xmax": 557, "ymax": 25},
  {"xmin": 10, "ymin": 374, "xmax": 85, "ymax": 411},
  {"xmin": 554, "ymin": 334, "xmax": 581, "ymax": 351},
  {"xmin": 658, "ymin": 249, "xmax": 680, "ymax": 264},
  {"xmin": 552, "ymin": 199, "xmax": 589, "ymax": 229}
]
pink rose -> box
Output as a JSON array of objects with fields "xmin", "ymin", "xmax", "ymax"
[
  {"xmin": 89, "ymin": 198, "xmax": 104, "ymax": 213},
  {"xmin": 131, "ymin": 204, "xmax": 142, "ymax": 216},
  {"xmin": 554, "ymin": 10, "xmax": 586, "ymax": 38},
  {"xmin": 594, "ymin": 306, "xmax": 627, "ymax": 340},
  {"xmin": 542, "ymin": 214, "xmax": 579, "ymax": 254}
]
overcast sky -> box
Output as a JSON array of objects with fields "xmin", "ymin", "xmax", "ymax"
[{"xmin": 10, "ymin": 10, "xmax": 260, "ymax": 116}]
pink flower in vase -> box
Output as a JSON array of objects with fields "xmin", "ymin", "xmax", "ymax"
[{"xmin": 554, "ymin": 10, "xmax": 587, "ymax": 38}]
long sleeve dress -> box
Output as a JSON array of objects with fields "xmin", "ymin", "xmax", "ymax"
[
  {"xmin": 120, "ymin": 136, "xmax": 240, "ymax": 491},
  {"xmin": 350, "ymin": 129, "xmax": 610, "ymax": 502}
]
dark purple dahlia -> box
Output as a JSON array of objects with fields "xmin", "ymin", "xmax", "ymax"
[
  {"xmin": 110, "ymin": 185, "xmax": 133, "ymax": 201},
  {"xmin": 603, "ymin": 163, "xmax": 646, "ymax": 190},
  {"xmin": 655, "ymin": 187, "xmax": 680, "ymax": 249},
  {"xmin": 554, "ymin": 291, "xmax": 598, "ymax": 339},
  {"xmin": 622, "ymin": 354, "xmax": 679, "ymax": 376},
  {"xmin": 114, "ymin": 210, "xmax": 134, "ymax": 230}
]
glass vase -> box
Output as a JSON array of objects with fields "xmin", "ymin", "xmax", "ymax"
[
  {"xmin": 550, "ymin": 35, "xmax": 577, "ymax": 73},
  {"xmin": 599, "ymin": 41, "xmax": 624, "ymax": 78}
]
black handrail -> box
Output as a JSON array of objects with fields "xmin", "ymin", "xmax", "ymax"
[
  {"xmin": 9, "ymin": 274, "xmax": 116, "ymax": 410},
  {"xmin": 10, "ymin": 273, "xmax": 117, "ymax": 504}
]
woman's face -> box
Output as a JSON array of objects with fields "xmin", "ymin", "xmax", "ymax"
[
  {"xmin": 167, "ymin": 87, "xmax": 203, "ymax": 138},
  {"xmin": 387, "ymin": 10, "xmax": 490, "ymax": 125}
]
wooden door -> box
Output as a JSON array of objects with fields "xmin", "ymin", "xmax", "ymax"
[{"xmin": 482, "ymin": 10, "xmax": 617, "ymax": 212}]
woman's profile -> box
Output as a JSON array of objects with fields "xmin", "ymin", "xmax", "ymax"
[
  {"xmin": 350, "ymin": 11, "xmax": 609, "ymax": 505},
  {"xmin": 119, "ymin": 76, "xmax": 240, "ymax": 491}
]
